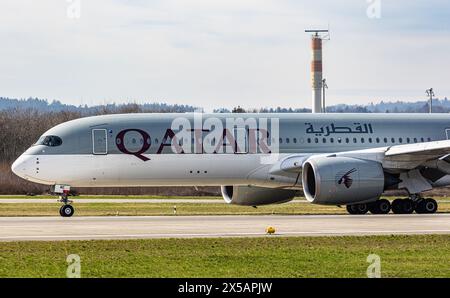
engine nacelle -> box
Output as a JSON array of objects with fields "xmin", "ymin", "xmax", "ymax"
[
  {"xmin": 302, "ymin": 156, "xmax": 385, "ymax": 205},
  {"xmin": 221, "ymin": 185, "xmax": 296, "ymax": 206}
]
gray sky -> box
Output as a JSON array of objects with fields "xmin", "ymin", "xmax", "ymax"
[{"xmin": 0, "ymin": 0, "xmax": 449, "ymax": 111}]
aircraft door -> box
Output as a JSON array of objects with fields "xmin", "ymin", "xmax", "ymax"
[
  {"xmin": 92, "ymin": 129, "xmax": 108, "ymax": 155},
  {"xmin": 446, "ymin": 129, "xmax": 450, "ymax": 140}
]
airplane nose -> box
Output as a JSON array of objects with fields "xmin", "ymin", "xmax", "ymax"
[{"xmin": 11, "ymin": 154, "xmax": 30, "ymax": 179}]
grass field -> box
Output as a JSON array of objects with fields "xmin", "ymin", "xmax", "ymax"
[
  {"xmin": 1, "ymin": 201, "xmax": 450, "ymax": 216},
  {"xmin": 0, "ymin": 235, "xmax": 448, "ymax": 278}
]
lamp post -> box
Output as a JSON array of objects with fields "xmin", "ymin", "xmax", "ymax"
[{"xmin": 322, "ymin": 78, "xmax": 328, "ymax": 113}]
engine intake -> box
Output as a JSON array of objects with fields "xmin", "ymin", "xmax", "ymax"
[
  {"xmin": 221, "ymin": 185, "xmax": 296, "ymax": 206},
  {"xmin": 302, "ymin": 156, "xmax": 385, "ymax": 205}
]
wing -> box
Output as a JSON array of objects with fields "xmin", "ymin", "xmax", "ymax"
[
  {"xmin": 269, "ymin": 140, "xmax": 450, "ymax": 195},
  {"xmin": 383, "ymin": 140, "xmax": 450, "ymax": 171},
  {"xmin": 271, "ymin": 140, "xmax": 450, "ymax": 176}
]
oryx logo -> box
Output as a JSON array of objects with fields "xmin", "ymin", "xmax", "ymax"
[{"xmin": 337, "ymin": 168, "xmax": 357, "ymax": 188}]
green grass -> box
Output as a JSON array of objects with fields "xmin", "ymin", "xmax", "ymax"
[
  {"xmin": 0, "ymin": 235, "xmax": 448, "ymax": 277},
  {"xmin": 1, "ymin": 201, "xmax": 450, "ymax": 217},
  {"xmin": 0, "ymin": 202, "xmax": 345, "ymax": 216}
]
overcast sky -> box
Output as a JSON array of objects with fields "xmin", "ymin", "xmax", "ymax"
[{"xmin": 0, "ymin": 0, "xmax": 449, "ymax": 111}]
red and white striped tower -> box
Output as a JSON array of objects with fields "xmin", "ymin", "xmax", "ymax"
[
  {"xmin": 305, "ymin": 29, "xmax": 328, "ymax": 113},
  {"xmin": 311, "ymin": 34, "xmax": 323, "ymax": 113}
]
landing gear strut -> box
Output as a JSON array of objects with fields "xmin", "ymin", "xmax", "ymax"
[
  {"xmin": 58, "ymin": 193, "xmax": 74, "ymax": 217},
  {"xmin": 51, "ymin": 185, "xmax": 75, "ymax": 217}
]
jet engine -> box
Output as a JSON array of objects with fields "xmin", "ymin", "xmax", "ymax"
[
  {"xmin": 302, "ymin": 156, "xmax": 385, "ymax": 205},
  {"xmin": 220, "ymin": 185, "xmax": 297, "ymax": 206}
]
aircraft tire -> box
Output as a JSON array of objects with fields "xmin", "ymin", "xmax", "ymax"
[
  {"xmin": 346, "ymin": 204, "xmax": 359, "ymax": 215},
  {"xmin": 416, "ymin": 198, "xmax": 438, "ymax": 214},
  {"xmin": 401, "ymin": 199, "xmax": 414, "ymax": 214},
  {"xmin": 346, "ymin": 204, "xmax": 368, "ymax": 214},
  {"xmin": 369, "ymin": 199, "xmax": 391, "ymax": 214},
  {"xmin": 353, "ymin": 203, "xmax": 368, "ymax": 214},
  {"xmin": 60, "ymin": 205, "xmax": 74, "ymax": 217},
  {"xmin": 391, "ymin": 199, "xmax": 404, "ymax": 214}
]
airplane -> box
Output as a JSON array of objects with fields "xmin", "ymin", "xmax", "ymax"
[{"xmin": 11, "ymin": 112, "xmax": 450, "ymax": 217}]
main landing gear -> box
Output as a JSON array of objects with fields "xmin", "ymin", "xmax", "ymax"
[{"xmin": 346, "ymin": 196, "xmax": 438, "ymax": 215}]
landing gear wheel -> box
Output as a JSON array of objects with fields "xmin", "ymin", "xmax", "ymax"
[
  {"xmin": 60, "ymin": 205, "xmax": 74, "ymax": 217},
  {"xmin": 346, "ymin": 203, "xmax": 368, "ymax": 215},
  {"xmin": 392, "ymin": 199, "xmax": 403, "ymax": 214},
  {"xmin": 392, "ymin": 198, "xmax": 414, "ymax": 214},
  {"xmin": 346, "ymin": 205, "xmax": 358, "ymax": 215},
  {"xmin": 369, "ymin": 199, "xmax": 391, "ymax": 214},
  {"xmin": 401, "ymin": 199, "xmax": 415, "ymax": 214},
  {"xmin": 416, "ymin": 198, "xmax": 438, "ymax": 214}
]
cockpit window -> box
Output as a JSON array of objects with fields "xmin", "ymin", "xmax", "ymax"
[{"xmin": 35, "ymin": 135, "xmax": 63, "ymax": 147}]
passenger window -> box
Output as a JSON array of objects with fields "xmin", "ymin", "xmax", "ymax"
[
  {"xmin": 376, "ymin": 137, "xmax": 380, "ymax": 143},
  {"xmin": 368, "ymin": 138, "xmax": 372, "ymax": 143},
  {"xmin": 314, "ymin": 138, "xmax": 319, "ymax": 143},
  {"xmin": 407, "ymin": 138, "xmax": 410, "ymax": 143},
  {"xmin": 293, "ymin": 138, "xmax": 297, "ymax": 143},
  {"xmin": 427, "ymin": 137, "xmax": 432, "ymax": 142},
  {"xmin": 307, "ymin": 138, "xmax": 311, "ymax": 143},
  {"xmin": 353, "ymin": 138, "xmax": 357, "ymax": 143},
  {"xmin": 337, "ymin": 138, "xmax": 342, "ymax": 143},
  {"xmin": 322, "ymin": 138, "xmax": 326, "ymax": 143},
  {"xmin": 421, "ymin": 137, "xmax": 424, "ymax": 142},
  {"xmin": 391, "ymin": 137, "xmax": 395, "ymax": 143},
  {"xmin": 361, "ymin": 138, "xmax": 365, "ymax": 143},
  {"xmin": 384, "ymin": 138, "xmax": 388, "ymax": 143},
  {"xmin": 286, "ymin": 138, "xmax": 290, "ymax": 144},
  {"xmin": 330, "ymin": 138, "xmax": 334, "ymax": 143},
  {"xmin": 414, "ymin": 138, "xmax": 418, "ymax": 143},
  {"xmin": 399, "ymin": 138, "xmax": 403, "ymax": 143},
  {"xmin": 345, "ymin": 138, "xmax": 349, "ymax": 143},
  {"xmin": 279, "ymin": 138, "xmax": 283, "ymax": 144}
]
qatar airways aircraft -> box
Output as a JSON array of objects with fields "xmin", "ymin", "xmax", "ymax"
[{"xmin": 11, "ymin": 112, "xmax": 450, "ymax": 217}]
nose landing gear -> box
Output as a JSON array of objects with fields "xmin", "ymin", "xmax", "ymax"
[
  {"xmin": 59, "ymin": 193, "xmax": 74, "ymax": 217},
  {"xmin": 51, "ymin": 185, "xmax": 75, "ymax": 217}
]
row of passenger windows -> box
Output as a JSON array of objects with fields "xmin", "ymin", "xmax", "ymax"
[
  {"xmin": 125, "ymin": 136, "xmax": 433, "ymax": 146},
  {"xmin": 278, "ymin": 137, "xmax": 432, "ymax": 144}
]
